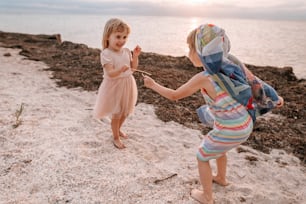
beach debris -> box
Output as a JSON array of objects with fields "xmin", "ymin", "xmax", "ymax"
[
  {"xmin": 3, "ymin": 52, "xmax": 11, "ymax": 57},
  {"xmin": 236, "ymin": 147, "xmax": 249, "ymax": 153},
  {"xmin": 245, "ymin": 155, "xmax": 258, "ymax": 165},
  {"xmin": 154, "ymin": 173, "xmax": 177, "ymax": 184},
  {"xmin": 239, "ymin": 197, "xmax": 246, "ymax": 202},
  {"xmin": 12, "ymin": 103, "xmax": 24, "ymax": 128},
  {"xmin": 236, "ymin": 147, "xmax": 257, "ymax": 155},
  {"xmin": 3, "ymin": 159, "xmax": 32, "ymax": 176}
]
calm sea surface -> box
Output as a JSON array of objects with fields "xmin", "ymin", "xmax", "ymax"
[{"xmin": 1, "ymin": 14, "xmax": 305, "ymax": 79}]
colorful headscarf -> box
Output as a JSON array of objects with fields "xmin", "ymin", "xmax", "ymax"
[
  {"xmin": 195, "ymin": 24, "xmax": 282, "ymax": 120},
  {"xmin": 195, "ymin": 24, "xmax": 230, "ymax": 59},
  {"xmin": 195, "ymin": 24, "xmax": 256, "ymax": 120}
]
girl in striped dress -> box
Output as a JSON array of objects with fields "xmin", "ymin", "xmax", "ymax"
[
  {"xmin": 197, "ymin": 70, "xmax": 253, "ymax": 163},
  {"xmin": 143, "ymin": 24, "xmax": 283, "ymax": 204}
]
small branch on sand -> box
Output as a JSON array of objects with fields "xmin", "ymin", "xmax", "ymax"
[
  {"xmin": 12, "ymin": 103, "xmax": 24, "ymax": 129},
  {"xmin": 154, "ymin": 173, "xmax": 177, "ymax": 184}
]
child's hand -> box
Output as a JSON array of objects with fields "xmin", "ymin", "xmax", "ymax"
[
  {"xmin": 133, "ymin": 45, "xmax": 141, "ymax": 57},
  {"xmin": 276, "ymin": 96, "xmax": 284, "ymax": 108},
  {"xmin": 120, "ymin": 65, "xmax": 129, "ymax": 73},
  {"xmin": 143, "ymin": 75, "xmax": 155, "ymax": 89}
]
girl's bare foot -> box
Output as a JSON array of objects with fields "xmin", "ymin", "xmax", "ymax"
[
  {"xmin": 119, "ymin": 131, "xmax": 128, "ymax": 139},
  {"xmin": 113, "ymin": 139, "xmax": 126, "ymax": 149},
  {"xmin": 213, "ymin": 175, "xmax": 229, "ymax": 186},
  {"xmin": 190, "ymin": 189, "xmax": 213, "ymax": 204}
]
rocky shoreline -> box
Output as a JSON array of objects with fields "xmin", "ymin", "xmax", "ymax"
[{"xmin": 0, "ymin": 31, "xmax": 305, "ymax": 164}]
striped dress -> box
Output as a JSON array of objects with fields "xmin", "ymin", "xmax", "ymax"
[{"xmin": 197, "ymin": 71, "xmax": 254, "ymax": 162}]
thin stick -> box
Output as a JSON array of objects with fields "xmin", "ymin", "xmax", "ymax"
[
  {"xmin": 154, "ymin": 173, "xmax": 177, "ymax": 184},
  {"xmin": 134, "ymin": 69, "xmax": 152, "ymax": 76}
]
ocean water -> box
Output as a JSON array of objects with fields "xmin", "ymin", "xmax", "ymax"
[{"xmin": 0, "ymin": 14, "xmax": 305, "ymax": 79}]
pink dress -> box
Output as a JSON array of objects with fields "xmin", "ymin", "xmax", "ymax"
[{"xmin": 93, "ymin": 48, "xmax": 138, "ymax": 119}]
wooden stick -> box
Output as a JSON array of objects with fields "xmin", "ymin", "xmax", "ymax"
[
  {"xmin": 154, "ymin": 173, "xmax": 177, "ymax": 184},
  {"xmin": 133, "ymin": 69, "xmax": 152, "ymax": 76}
]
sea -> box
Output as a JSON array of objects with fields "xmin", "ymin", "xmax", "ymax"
[{"xmin": 0, "ymin": 14, "xmax": 305, "ymax": 79}]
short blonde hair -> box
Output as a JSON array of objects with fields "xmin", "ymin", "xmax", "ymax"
[
  {"xmin": 187, "ymin": 28, "xmax": 197, "ymax": 52},
  {"xmin": 102, "ymin": 18, "xmax": 131, "ymax": 49}
]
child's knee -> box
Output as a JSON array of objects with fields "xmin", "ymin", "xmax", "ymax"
[{"xmin": 196, "ymin": 151, "xmax": 211, "ymax": 163}]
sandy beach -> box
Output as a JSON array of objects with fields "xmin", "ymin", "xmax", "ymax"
[{"xmin": 0, "ymin": 46, "xmax": 305, "ymax": 203}]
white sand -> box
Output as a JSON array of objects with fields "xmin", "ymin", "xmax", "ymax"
[{"xmin": 0, "ymin": 47, "xmax": 305, "ymax": 204}]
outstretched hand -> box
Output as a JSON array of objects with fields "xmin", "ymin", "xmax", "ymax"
[
  {"xmin": 133, "ymin": 45, "xmax": 142, "ymax": 57},
  {"xmin": 143, "ymin": 74, "xmax": 155, "ymax": 89},
  {"xmin": 276, "ymin": 96, "xmax": 284, "ymax": 108}
]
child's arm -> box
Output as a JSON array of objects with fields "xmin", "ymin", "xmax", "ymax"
[
  {"xmin": 262, "ymin": 81, "xmax": 284, "ymax": 108},
  {"xmin": 228, "ymin": 54, "xmax": 284, "ymax": 109},
  {"xmin": 143, "ymin": 72, "xmax": 214, "ymax": 101},
  {"xmin": 131, "ymin": 45, "xmax": 141, "ymax": 71},
  {"xmin": 228, "ymin": 54, "xmax": 256, "ymax": 81},
  {"xmin": 101, "ymin": 50, "xmax": 129, "ymax": 78},
  {"xmin": 104, "ymin": 63, "xmax": 129, "ymax": 78}
]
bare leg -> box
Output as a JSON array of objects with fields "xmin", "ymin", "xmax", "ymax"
[
  {"xmin": 191, "ymin": 159, "xmax": 214, "ymax": 204},
  {"xmin": 213, "ymin": 154, "xmax": 229, "ymax": 186},
  {"xmin": 111, "ymin": 116, "xmax": 125, "ymax": 149},
  {"xmin": 119, "ymin": 115, "xmax": 128, "ymax": 139}
]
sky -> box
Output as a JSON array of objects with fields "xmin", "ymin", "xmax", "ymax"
[{"xmin": 1, "ymin": 0, "xmax": 306, "ymax": 20}]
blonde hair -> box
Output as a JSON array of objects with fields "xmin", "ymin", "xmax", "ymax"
[
  {"xmin": 102, "ymin": 18, "xmax": 131, "ymax": 49},
  {"xmin": 187, "ymin": 28, "xmax": 197, "ymax": 52}
]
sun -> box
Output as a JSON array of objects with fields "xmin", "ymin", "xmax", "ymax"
[
  {"xmin": 189, "ymin": 0, "xmax": 208, "ymax": 3},
  {"xmin": 185, "ymin": 0, "xmax": 210, "ymax": 6}
]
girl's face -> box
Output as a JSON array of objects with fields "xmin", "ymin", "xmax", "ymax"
[
  {"xmin": 108, "ymin": 30, "xmax": 128, "ymax": 52},
  {"xmin": 188, "ymin": 46, "xmax": 202, "ymax": 67}
]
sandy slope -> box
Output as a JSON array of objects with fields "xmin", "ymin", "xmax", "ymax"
[{"xmin": 0, "ymin": 47, "xmax": 305, "ymax": 204}]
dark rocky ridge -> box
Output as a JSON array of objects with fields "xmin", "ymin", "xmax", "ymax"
[{"xmin": 1, "ymin": 31, "xmax": 305, "ymax": 164}]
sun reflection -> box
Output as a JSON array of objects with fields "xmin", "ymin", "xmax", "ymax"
[
  {"xmin": 190, "ymin": 17, "xmax": 200, "ymax": 30},
  {"xmin": 183, "ymin": 17, "xmax": 201, "ymax": 56},
  {"xmin": 188, "ymin": 0, "xmax": 209, "ymax": 5}
]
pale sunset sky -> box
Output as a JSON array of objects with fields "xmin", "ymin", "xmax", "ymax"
[{"xmin": 1, "ymin": 0, "xmax": 306, "ymax": 20}]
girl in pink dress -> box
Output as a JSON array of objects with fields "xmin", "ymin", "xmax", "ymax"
[{"xmin": 93, "ymin": 18, "xmax": 141, "ymax": 149}]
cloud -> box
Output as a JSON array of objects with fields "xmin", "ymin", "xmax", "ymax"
[
  {"xmin": 0, "ymin": 0, "xmax": 167, "ymax": 15},
  {"xmin": 1, "ymin": 0, "xmax": 306, "ymax": 20}
]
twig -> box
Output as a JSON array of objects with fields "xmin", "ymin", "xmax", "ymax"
[
  {"xmin": 134, "ymin": 69, "xmax": 152, "ymax": 76},
  {"xmin": 12, "ymin": 103, "xmax": 24, "ymax": 128},
  {"xmin": 154, "ymin": 173, "xmax": 177, "ymax": 184}
]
